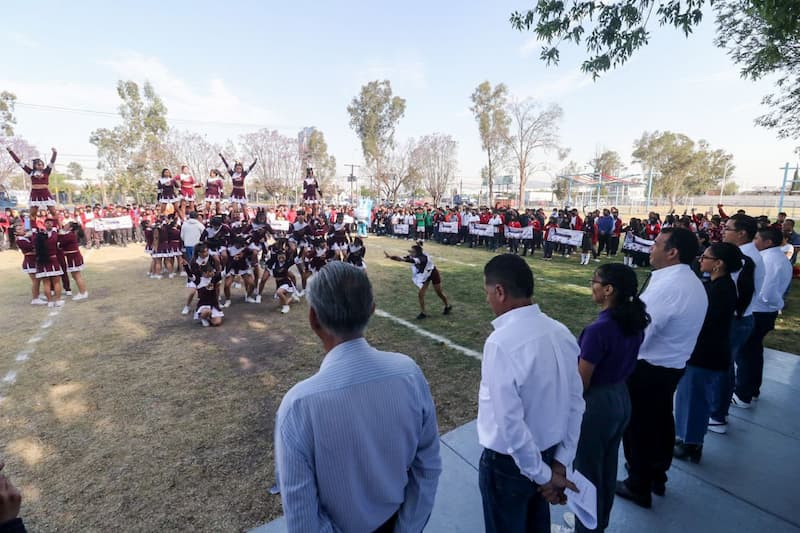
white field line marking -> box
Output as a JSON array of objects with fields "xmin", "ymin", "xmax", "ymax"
[
  {"xmin": 374, "ymin": 309, "xmax": 482, "ymax": 360},
  {"xmin": 2, "ymin": 370, "xmax": 17, "ymax": 384},
  {"xmin": 41, "ymin": 319, "xmax": 53, "ymax": 329},
  {"xmin": 16, "ymin": 350, "xmax": 32, "ymax": 362},
  {"xmin": 27, "ymin": 335, "xmax": 42, "ymax": 344}
]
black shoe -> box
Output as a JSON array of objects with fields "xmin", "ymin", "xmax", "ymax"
[
  {"xmin": 673, "ymin": 442, "xmax": 703, "ymax": 464},
  {"xmin": 615, "ymin": 480, "xmax": 652, "ymax": 509},
  {"xmin": 652, "ymin": 481, "xmax": 666, "ymax": 497},
  {"xmin": 416, "ymin": 312, "xmax": 427, "ymax": 320},
  {"xmin": 443, "ymin": 305, "xmax": 452, "ymax": 315}
]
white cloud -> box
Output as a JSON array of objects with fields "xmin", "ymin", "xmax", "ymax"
[
  {"xmin": 511, "ymin": 70, "xmax": 593, "ymax": 101},
  {"xmin": 519, "ymin": 36, "xmax": 540, "ymax": 57},
  {"xmin": 5, "ymin": 31, "xmax": 40, "ymax": 50},
  {"xmin": 98, "ymin": 53, "xmax": 282, "ymax": 127},
  {"xmin": 354, "ymin": 56, "xmax": 428, "ymax": 91}
]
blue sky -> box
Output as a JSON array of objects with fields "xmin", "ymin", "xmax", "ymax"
[{"xmin": 2, "ymin": 0, "xmax": 797, "ymax": 192}]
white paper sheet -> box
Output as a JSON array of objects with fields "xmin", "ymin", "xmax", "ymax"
[{"xmin": 565, "ymin": 470, "xmax": 597, "ymax": 530}]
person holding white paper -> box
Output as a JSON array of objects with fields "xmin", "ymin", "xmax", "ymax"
[{"xmin": 575, "ymin": 263, "xmax": 649, "ymax": 532}]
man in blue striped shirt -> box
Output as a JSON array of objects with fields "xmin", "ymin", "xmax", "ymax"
[{"xmin": 275, "ymin": 262, "xmax": 442, "ymax": 532}]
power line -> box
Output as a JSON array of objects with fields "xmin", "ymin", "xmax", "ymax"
[{"xmin": 15, "ymin": 102, "xmax": 294, "ymax": 130}]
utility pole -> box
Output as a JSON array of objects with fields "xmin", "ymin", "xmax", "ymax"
[{"xmin": 346, "ymin": 163, "xmax": 359, "ymax": 205}]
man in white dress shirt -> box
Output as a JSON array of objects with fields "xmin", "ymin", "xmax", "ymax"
[
  {"xmin": 733, "ymin": 226, "xmax": 792, "ymax": 407},
  {"xmin": 709, "ymin": 214, "xmax": 763, "ymax": 432},
  {"xmin": 478, "ymin": 254, "xmax": 585, "ymax": 533},
  {"xmin": 616, "ymin": 227, "xmax": 708, "ymax": 508}
]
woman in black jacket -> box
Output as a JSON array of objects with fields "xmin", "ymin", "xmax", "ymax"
[{"xmin": 673, "ymin": 242, "xmax": 743, "ymax": 463}]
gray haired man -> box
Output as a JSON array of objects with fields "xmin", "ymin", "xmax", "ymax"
[{"xmin": 275, "ymin": 262, "xmax": 442, "ymax": 532}]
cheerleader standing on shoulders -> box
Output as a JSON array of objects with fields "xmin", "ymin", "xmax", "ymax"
[
  {"xmin": 157, "ymin": 168, "xmax": 180, "ymax": 215},
  {"xmin": 177, "ymin": 165, "xmax": 201, "ymax": 220},
  {"xmin": 302, "ymin": 167, "xmax": 322, "ymax": 205},
  {"xmin": 219, "ymin": 153, "xmax": 257, "ymax": 221},
  {"xmin": 58, "ymin": 222, "xmax": 89, "ymax": 300},
  {"xmin": 189, "ymin": 263, "xmax": 224, "ymax": 327},
  {"xmin": 36, "ymin": 217, "xmax": 65, "ymax": 307},
  {"xmin": 384, "ymin": 242, "xmax": 452, "ymax": 319},
  {"xmin": 182, "ymin": 243, "xmax": 221, "ymax": 314},
  {"xmin": 204, "ymin": 169, "xmax": 225, "ymax": 215},
  {"xmin": 6, "ymin": 146, "xmax": 58, "ymax": 219},
  {"xmin": 15, "ymin": 225, "xmax": 45, "ymax": 305}
]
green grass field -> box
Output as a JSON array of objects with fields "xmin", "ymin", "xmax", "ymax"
[{"xmin": 0, "ymin": 237, "xmax": 796, "ymax": 532}]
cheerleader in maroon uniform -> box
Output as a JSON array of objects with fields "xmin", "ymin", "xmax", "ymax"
[
  {"xmin": 182, "ymin": 243, "xmax": 222, "ymax": 314},
  {"xmin": 15, "ymin": 225, "xmax": 45, "ymax": 305},
  {"xmin": 219, "ymin": 153, "xmax": 257, "ymax": 220},
  {"xmin": 345, "ymin": 237, "xmax": 366, "ymax": 270},
  {"xmin": 200, "ymin": 215, "xmax": 231, "ymax": 266},
  {"xmin": 177, "ymin": 165, "xmax": 201, "ymax": 220},
  {"xmin": 167, "ymin": 219, "xmax": 183, "ymax": 278},
  {"xmin": 300, "ymin": 246, "xmax": 326, "ymax": 296},
  {"xmin": 222, "ymin": 236, "xmax": 257, "ymax": 307},
  {"xmin": 327, "ymin": 213, "xmax": 351, "ymax": 260},
  {"xmin": 204, "ymin": 169, "xmax": 225, "ymax": 215},
  {"xmin": 269, "ymin": 250, "xmax": 299, "ymax": 314},
  {"xmin": 58, "ymin": 222, "xmax": 89, "ymax": 300},
  {"xmin": 36, "ymin": 218, "xmax": 64, "ymax": 307},
  {"xmin": 302, "ymin": 167, "xmax": 321, "ymax": 205},
  {"xmin": 189, "ymin": 263, "xmax": 224, "ymax": 327},
  {"xmin": 157, "ymin": 168, "xmax": 179, "ymax": 215},
  {"xmin": 6, "ymin": 146, "xmax": 58, "ymax": 219},
  {"xmin": 384, "ymin": 242, "xmax": 452, "ymax": 319},
  {"xmin": 151, "ymin": 218, "xmax": 172, "ymax": 279}
]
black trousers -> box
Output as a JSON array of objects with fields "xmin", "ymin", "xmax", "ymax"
[
  {"xmin": 735, "ymin": 311, "xmax": 777, "ymax": 402},
  {"xmin": 609, "ymin": 236, "xmax": 620, "ymax": 256},
  {"xmin": 597, "ymin": 233, "xmax": 611, "ymax": 255},
  {"xmin": 622, "ymin": 360, "xmax": 684, "ymax": 493}
]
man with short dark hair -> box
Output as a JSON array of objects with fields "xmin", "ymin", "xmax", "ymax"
[
  {"xmin": 782, "ymin": 219, "xmax": 800, "ymax": 264},
  {"xmin": 275, "ymin": 262, "xmax": 441, "ymax": 532},
  {"xmin": 708, "ymin": 214, "xmax": 764, "ymax": 433},
  {"xmin": 732, "ymin": 226, "xmax": 793, "ymax": 408},
  {"xmin": 616, "ymin": 227, "xmax": 708, "ymax": 508},
  {"xmin": 478, "ymin": 254, "xmax": 584, "ymax": 532}
]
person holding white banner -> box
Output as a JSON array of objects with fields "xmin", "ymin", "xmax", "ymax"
[{"xmin": 384, "ymin": 242, "xmax": 452, "ymax": 319}]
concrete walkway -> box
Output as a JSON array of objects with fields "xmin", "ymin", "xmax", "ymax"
[{"xmin": 251, "ymin": 348, "xmax": 800, "ymax": 532}]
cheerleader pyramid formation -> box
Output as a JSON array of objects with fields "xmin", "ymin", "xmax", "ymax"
[
  {"xmin": 7, "ymin": 146, "xmax": 89, "ymax": 307},
  {"xmin": 143, "ymin": 157, "xmax": 366, "ymax": 326}
]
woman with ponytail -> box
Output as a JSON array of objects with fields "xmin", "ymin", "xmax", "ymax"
[
  {"xmin": 574, "ymin": 263, "xmax": 649, "ymax": 533},
  {"xmin": 673, "ymin": 242, "xmax": 741, "ymax": 463}
]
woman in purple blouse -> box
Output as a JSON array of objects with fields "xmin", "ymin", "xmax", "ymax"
[{"xmin": 574, "ymin": 263, "xmax": 650, "ymax": 533}]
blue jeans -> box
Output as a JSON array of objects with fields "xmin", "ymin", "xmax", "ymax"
[
  {"xmin": 710, "ymin": 314, "xmax": 754, "ymax": 422},
  {"xmin": 184, "ymin": 246, "xmax": 195, "ymax": 262},
  {"xmin": 479, "ymin": 446, "xmax": 556, "ymax": 533},
  {"xmin": 676, "ymin": 365, "xmax": 724, "ymax": 445}
]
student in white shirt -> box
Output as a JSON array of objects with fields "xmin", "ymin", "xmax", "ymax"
[
  {"xmin": 616, "ymin": 227, "xmax": 707, "ymax": 509},
  {"xmin": 709, "ymin": 214, "xmax": 763, "ymax": 432},
  {"xmin": 478, "ymin": 254, "xmax": 585, "ymax": 533},
  {"xmin": 733, "ymin": 226, "xmax": 793, "ymax": 407},
  {"xmin": 488, "ymin": 212, "xmax": 503, "ymax": 251}
]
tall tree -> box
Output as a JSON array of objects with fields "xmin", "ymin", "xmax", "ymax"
[
  {"xmin": 471, "ymin": 82, "xmax": 510, "ymax": 207},
  {"xmin": 504, "ymin": 99, "xmax": 564, "ymax": 208},
  {"xmin": 510, "ymin": 0, "xmax": 800, "ymax": 152},
  {"xmin": 591, "ymin": 149, "xmax": 625, "ymax": 177},
  {"xmin": 0, "ymin": 91, "xmax": 16, "ymax": 137},
  {"xmin": 305, "ymin": 129, "xmax": 337, "ymax": 198},
  {"xmin": 380, "ymin": 139, "xmax": 420, "ymax": 204},
  {"xmin": 632, "ymin": 131, "xmax": 734, "ymax": 207},
  {"xmin": 239, "ymin": 129, "xmax": 299, "ymax": 201},
  {"xmin": 90, "ymin": 81, "xmax": 169, "ymax": 204},
  {"xmin": 165, "ymin": 130, "xmax": 222, "ymax": 185},
  {"xmin": 347, "ymin": 80, "xmax": 407, "ymax": 199},
  {"xmin": 66, "ymin": 162, "xmax": 84, "ymax": 181},
  {"xmin": 413, "ymin": 133, "xmax": 459, "ymax": 206}
]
